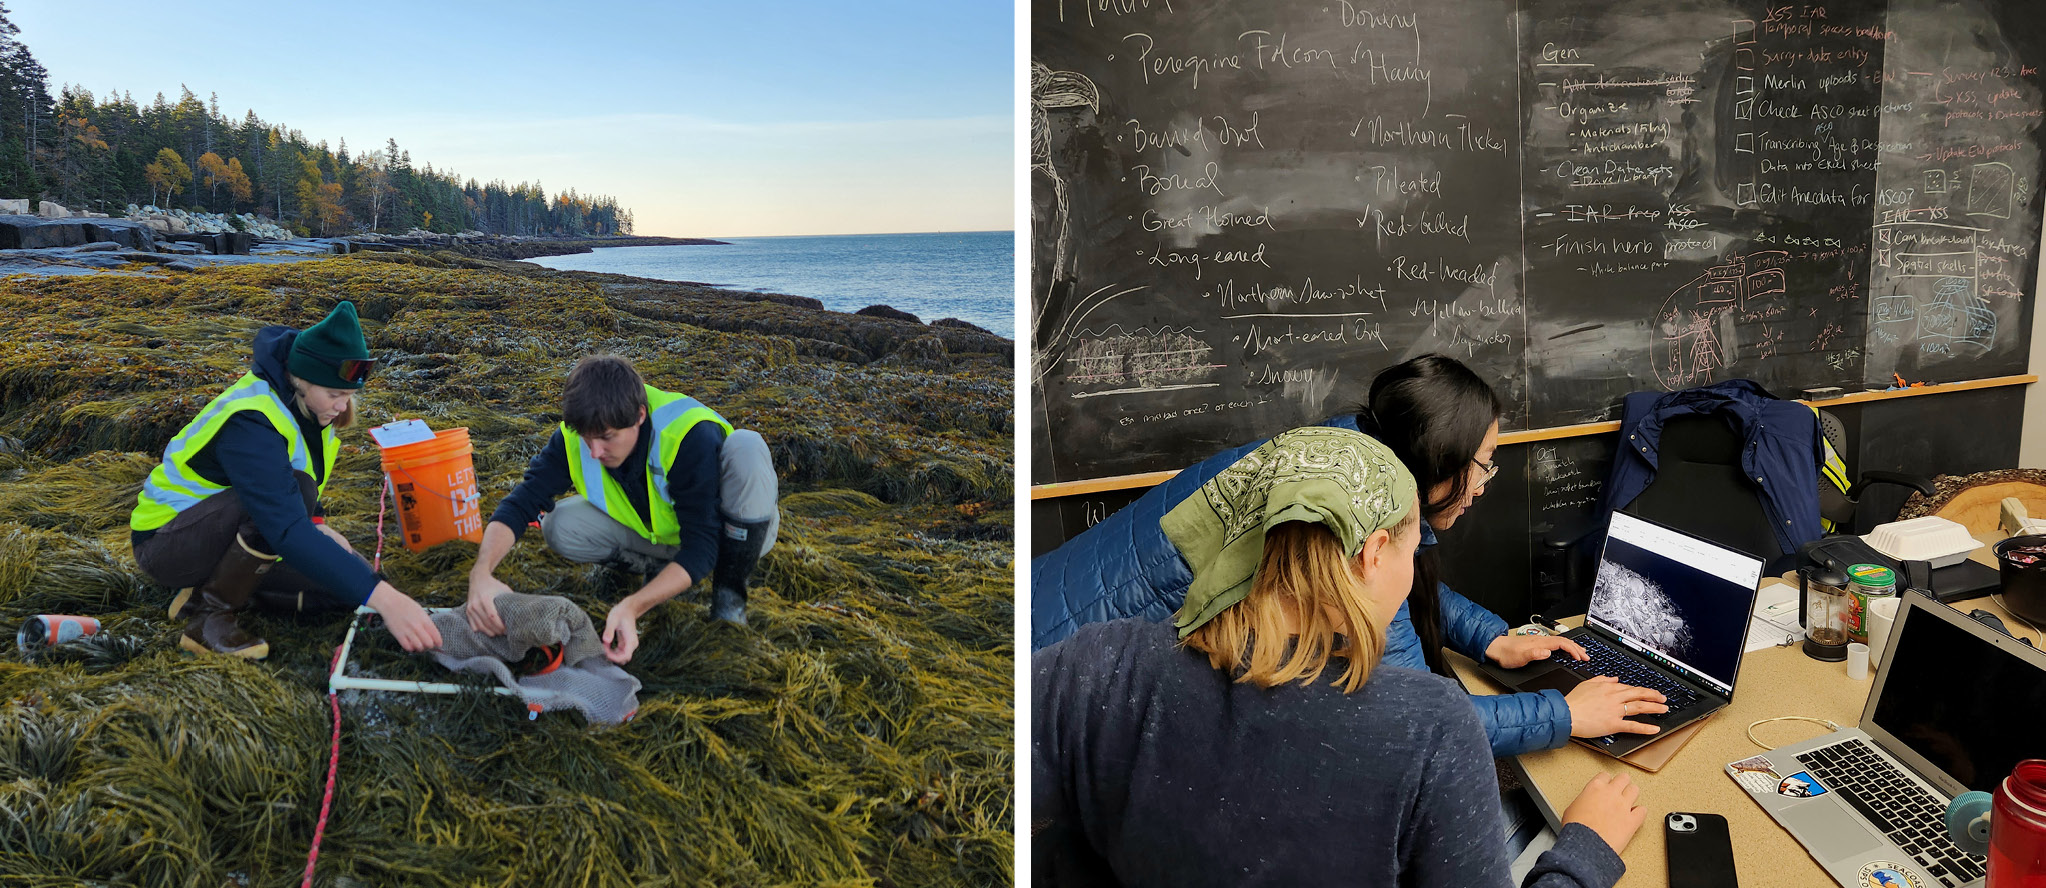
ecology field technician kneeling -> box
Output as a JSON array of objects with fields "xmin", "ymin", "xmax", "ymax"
[
  {"xmin": 463, "ymin": 354, "xmax": 779, "ymax": 664},
  {"xmin": 130, "ymin": 301, "xmax": 442, "ymax": 659}
]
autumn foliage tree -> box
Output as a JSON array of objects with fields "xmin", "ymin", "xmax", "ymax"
[
  {"xmin": 294, "ymin": 152, "xmax": 345, "ymax": 235},
  {"xmin": 197, "ymin": 151, "xmax": 252, "ymax": 210},
  {"xmin": 222, "ymin": 157, "xmax": 251, "ymax": 205},
  {"xmin": 142, "ymin": 147, "xmax": 189, "ymax": 207},
  {"xmin": 197, "ymin": 151, "xmax": 225, "ymax": 203}
]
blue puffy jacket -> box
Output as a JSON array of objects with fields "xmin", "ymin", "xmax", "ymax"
[{"xmin": 1031, "ymin": 415, "xmax": 1574, "ymax": 758}]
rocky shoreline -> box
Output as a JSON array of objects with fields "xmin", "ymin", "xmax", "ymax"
[
  {"xmin": 0, "ymin": 200, "xmax": 727, "ymax": 273},
  {"xmin": 0, "ymin": 223, "xmax": 993, "ymax": 345}
]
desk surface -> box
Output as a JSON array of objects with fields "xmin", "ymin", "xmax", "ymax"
[{"xmin": 1453, "ymin": 534, "xmax": 2042, "ymax": 888}]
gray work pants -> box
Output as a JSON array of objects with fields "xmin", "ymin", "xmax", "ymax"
[{"xmin": 539, "ymin": 429, "xmax": 779, "ymax": 574}]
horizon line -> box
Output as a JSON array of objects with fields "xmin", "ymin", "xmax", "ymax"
[{"xmin": 638, "ymin": 228, "xmax": 1016, "ymax": 240}]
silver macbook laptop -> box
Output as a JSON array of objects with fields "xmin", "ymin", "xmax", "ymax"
[
  {"xmin": 1480, "ymin": 510, "xmax": 1764, "ymax": 757},
  {"xmin": 1727, "ymin": 590, "xmax": 2046, "ymax": 888}
]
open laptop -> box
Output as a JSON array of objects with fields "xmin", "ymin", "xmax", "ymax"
[
  {"xmin": 1481, "ymin": 510, "xmax": 1765, "ymax": 757},
  {"xmin": 1727, "ymin": 590, "xmax": 2046, "ymax": 888}
]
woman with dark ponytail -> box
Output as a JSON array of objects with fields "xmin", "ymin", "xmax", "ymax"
[
  {"xmin": 1031, "ymin": 354, "xmax": 1666, "ymax": 757},
  {"xmin": 1354, "ymin": 356, "xmax": 1665, "ymax": 756}
]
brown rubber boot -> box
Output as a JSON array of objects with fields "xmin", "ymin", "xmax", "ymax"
[
  {"xmin": 179, "ymin": 533, "xmax": 275, "ymax": 659},
  {"xmin": 167, "ymin": 586, "xmax": 194, "ymax": 620}
]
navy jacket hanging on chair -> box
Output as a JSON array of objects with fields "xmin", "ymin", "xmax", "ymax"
[{"xmin": 1600, "ymin": 379, "xmax": 1825, "ymax": 564}]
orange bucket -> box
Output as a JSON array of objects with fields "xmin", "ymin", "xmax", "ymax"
[{"xmin": 378, "ymin": 427, "xmax": 484, "ymax": 552}]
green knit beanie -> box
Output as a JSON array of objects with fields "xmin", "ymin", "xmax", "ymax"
[{"xmin": 288, "ymin": 301, "xmax": 372, "ymax": 389}]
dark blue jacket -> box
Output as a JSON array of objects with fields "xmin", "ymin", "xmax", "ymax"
[
  {"xmin": 1601, "ymin": 379, "xmax": 1824, "ymax": 560},
  {"xmin": 488, "ymin": 420, "xmax": 725, "ymax": 584},
  {"xmin": 133, "ymin": 326, "xmax": 380, "ymax": 606},
  {"xmin": 1030, "ymin": 416, "xmax": 1574, "ymax": 758}
]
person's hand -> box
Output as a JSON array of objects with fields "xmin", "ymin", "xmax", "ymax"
[
  {"xmin": 367, "ymin": 582, "xmax": 442, "ymax": 653},
  {"xmin": 1485, "ymin": 633, "xmax": 1586, "ymax": 669},
  {"xmin": 1565, "ymin": 675, "xmax": 1668, "ymax": 738},
  {"xmin": 465, "ymin": 573, "xmax": 513, "ymax": 637},
  {"xmin": 602, "ymin": 601, "xmax": 642, "ymax": 664},
  {"xmin": 316, "ymin": 522, "xmax": 356, "ymax": 552},
  {"xmin": 1561, "ymin": 771, "xmax": 1646, "ymax": 856}
]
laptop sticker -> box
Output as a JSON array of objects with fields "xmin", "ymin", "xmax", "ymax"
[
  {"xmin": 1727, "ymin": 755, "xmax": 1781, "ymax": 795},
  {"xmin": 1857, "ymin": 861, "xmax": 1922, "ymax": 888},
  {"xmin": 1777, "ymin": 771, "xmax": 1828, "ymax": 797}
]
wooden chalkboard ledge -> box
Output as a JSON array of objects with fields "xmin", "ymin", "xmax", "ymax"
[{"xmin": 1030, "ymin": 374, "xmax": 2039, "ymax": 500}]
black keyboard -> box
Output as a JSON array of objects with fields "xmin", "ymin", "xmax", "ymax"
[
  {"xmin": 1795, "ymin": 739, "xmax": 1986, "ymax": 886},
  {"xmin": 1547, "ymin": 635, "xmax": 1703, "ymax": 747},
  {"xmin": 1547, "ymin": 636, "xmax": 1701, "ymax": 709}
]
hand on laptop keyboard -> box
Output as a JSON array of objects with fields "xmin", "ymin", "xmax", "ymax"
[
  {"xmin": 1566, "ymin": 675, "xmax": 1670, "ymax": 739},
  {"xmin": 1548, "ymin": 638, "xmax": 1702, "ymax": 709},
  {"xmin": 1486, "ymin": 633, "xmax": 1589, "ymax": 668}
]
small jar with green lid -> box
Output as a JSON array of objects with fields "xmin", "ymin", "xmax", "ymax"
[{"xmin": 1845, "ymin": 563, "xmax": 1897, "ymax": 645}]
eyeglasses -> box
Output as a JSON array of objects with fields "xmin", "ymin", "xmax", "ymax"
[
  {"xmin": 333, "ymin": 357, "xmax": 377, "ymax": 384},
  {"xmin": 1471, "ymin": 456, "xmax": 1499, "ymax": 486}
]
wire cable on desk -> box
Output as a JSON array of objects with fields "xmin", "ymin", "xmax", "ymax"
[
  {"xmin": 1747, "ymin": 716, "xmax": 1842, "ymax": 749},
  {"xmin": 1993, "ymin": 592, "xmax": 2043, "ymax": 640}
]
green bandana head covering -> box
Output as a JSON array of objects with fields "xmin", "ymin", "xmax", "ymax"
[{"xmin": 1163, "ymin": 426, "xmax": 1418, "ymax": 637}]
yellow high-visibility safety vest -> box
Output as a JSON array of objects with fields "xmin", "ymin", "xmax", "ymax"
[
  {"xmin": 563, "ymin": 384, "xmax": 733, "ymax": 545},
  {"xmin": 131, "ymin": 372, "xmax": 337, "ymax": 532}
]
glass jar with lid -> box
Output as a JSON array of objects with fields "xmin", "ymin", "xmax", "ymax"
[{"xmin": 1845, "ymin": 563, "xmax": 1897, "ymax": 646}]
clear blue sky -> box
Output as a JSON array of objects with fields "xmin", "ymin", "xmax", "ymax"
[{"xmin": 13, "ymin": 1, "xmax": 1016, "ymax": 237}]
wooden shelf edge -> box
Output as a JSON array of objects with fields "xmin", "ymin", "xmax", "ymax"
[
  {"xmin": 1031, "ymin": 374, "xmax": 2040, "ymax": 499},
  {"xmin": 1029, "ymin": 469, "xmax": 1183, "ymax": 499}
]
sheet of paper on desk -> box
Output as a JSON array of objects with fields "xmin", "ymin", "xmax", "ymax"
[{"xmin": 1744, "ymin": 580, "xmax": 1804, "ymax": 652}]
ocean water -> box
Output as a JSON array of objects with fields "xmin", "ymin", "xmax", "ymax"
[{"xmin": 528, "ymin": 231, "xmax": 1015, "ymax": 338}]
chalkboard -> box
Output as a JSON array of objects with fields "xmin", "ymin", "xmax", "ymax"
[{"xmin": 1031, "ymin": 0, "xmax": 2046, "ymax": 484}]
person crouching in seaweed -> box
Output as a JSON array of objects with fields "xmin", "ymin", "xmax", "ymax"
[
  {"xmin": 463, "ymin": 354, "xmax": 779, "ymax": 664},
  {"xmin": 131, "ymin": 300, "xmax": 443, "ymax": 659}
]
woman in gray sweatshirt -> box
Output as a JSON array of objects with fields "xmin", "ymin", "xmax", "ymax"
[{"xmin": 1032, "ymin": 427, "xmax": 1642, "ymax": 887}]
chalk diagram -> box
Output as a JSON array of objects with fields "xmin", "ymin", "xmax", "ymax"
[
  {"xmin": 1967, "ymin": 161, "xmax": 2014, "ymax": 219},
  {"xmin": 1873, "ymin": 221, "xmax": 1996, "ymax": 357},
  {"xmin": 1031, "ymin": 61, "xmax": 1230, "ymax": 400},
  {"xmin": 1031, "ymin": 61, "xmax": 1097, "ymax": 317},
  {"xmin": 1059, "ymin": 323, "xmax": 1228, "ymax": 399},
  {"xmin": 1031, "ymin": 60, "xmax": 1104, "ymax": 390},
  {"xmin": 1652, "ymin": 251, "xmax": 1788, "ymax": 390}
]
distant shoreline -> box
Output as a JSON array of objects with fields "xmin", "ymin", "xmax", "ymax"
[
  {"xmin": 412, "ymin": 235, "xmax": 726, "ymax": 261},
  {"xmin": 603, "ymin": 230, "xmax": 1015, "ymax": 241}
]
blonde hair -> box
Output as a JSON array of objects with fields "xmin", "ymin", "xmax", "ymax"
[
  {"xmin": 1183, "ymin": 511, "xmax": 1418, "ymax": 693},
  {"xmin": 288, "ymin": 374, "xmax": 357, "ymax": 430}
]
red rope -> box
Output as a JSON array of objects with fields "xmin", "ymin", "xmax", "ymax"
[
  {"xmin": 303, "ymin": 689, "xmax": 342, "ymax": 888},
  {"xmin": 303, "ymin": 475, "xmax": 393, "ymax": 886}
]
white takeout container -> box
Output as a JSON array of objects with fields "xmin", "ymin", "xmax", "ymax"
[{"xmin": 1863, "ymin": 516, "xmax": 1983, "ymax": 568}]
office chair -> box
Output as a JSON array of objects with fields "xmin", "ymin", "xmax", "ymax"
[
  {"xmin": 1622, "ymin": 412, "xmax": 1787, "ymax": 567},
  {"xmin": 1535, "ymin": 404, "xmax": 1932, "ymax": 618},
  {"xmin": 1813, "ymin": 408, "xmax": 1937, "ymax": 535}
]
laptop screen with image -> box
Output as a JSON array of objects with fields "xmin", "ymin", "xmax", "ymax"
[
  {"xmin": 1586, "ymin": 512, "xmax": 1766, "ymax": 696},
  {"xmin": 1869, "ymin": 602, "xmax": 2046, "ymax": 793}
]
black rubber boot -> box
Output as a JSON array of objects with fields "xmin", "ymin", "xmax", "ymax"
[
  {"xmin": 180, "ymin": 533, "xmax": 276, "ymax": 659},
  {"xmin": 710, "ymin": 517, "xmax": 772, "ymax": 627}
]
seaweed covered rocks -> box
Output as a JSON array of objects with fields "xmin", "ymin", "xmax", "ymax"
[{"xmin": 0, "ymin": 256, "xmax": 1013, "ymax": 886}]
